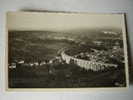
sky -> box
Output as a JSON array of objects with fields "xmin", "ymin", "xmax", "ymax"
[{"xmin": 7, "ymin": 12, "xmax": 125, "ymax": 31}]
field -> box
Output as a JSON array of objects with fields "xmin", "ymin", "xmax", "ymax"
[{"xmin": 9, "ymin": 64, "xmax": 126, "ymax": 88}]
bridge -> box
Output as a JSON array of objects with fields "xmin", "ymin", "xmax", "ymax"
[{"xmin": 61, "ymin": 51, "xmax": 118, "ymax": 71}]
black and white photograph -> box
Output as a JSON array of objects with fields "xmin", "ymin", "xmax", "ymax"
[{"xmin": 7, "ymin": 12, "xmax": 129, "ymax": 89}]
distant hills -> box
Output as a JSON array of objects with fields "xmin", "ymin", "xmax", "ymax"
[{"xmin": 9, "ymin": 28, "xmax": 122, "ymax": 43}]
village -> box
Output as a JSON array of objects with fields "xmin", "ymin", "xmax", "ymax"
[{"xmin": 8, "ymin": 56, "xmax": 63, "ymax": 69}]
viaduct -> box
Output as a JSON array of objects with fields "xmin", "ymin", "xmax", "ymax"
[{"xmin": 61, "ymin": 51, "xmax": 118, "ymax": 71}]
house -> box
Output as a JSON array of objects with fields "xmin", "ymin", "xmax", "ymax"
[
  {"xmin": 40, "ymin": 61, "xmax": 46, "ymax": 66},
  {"xmin": 18, "ymin": 60, "xmax": 24, "ymax": 64},
  {"xmin": 9, "ymin": 63, "xmax": 16, "ymax": 69}
]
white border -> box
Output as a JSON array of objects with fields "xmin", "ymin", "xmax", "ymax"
[{"xmin": 5, "ymin": 12, "xmax": 129, "ymax": 92}]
